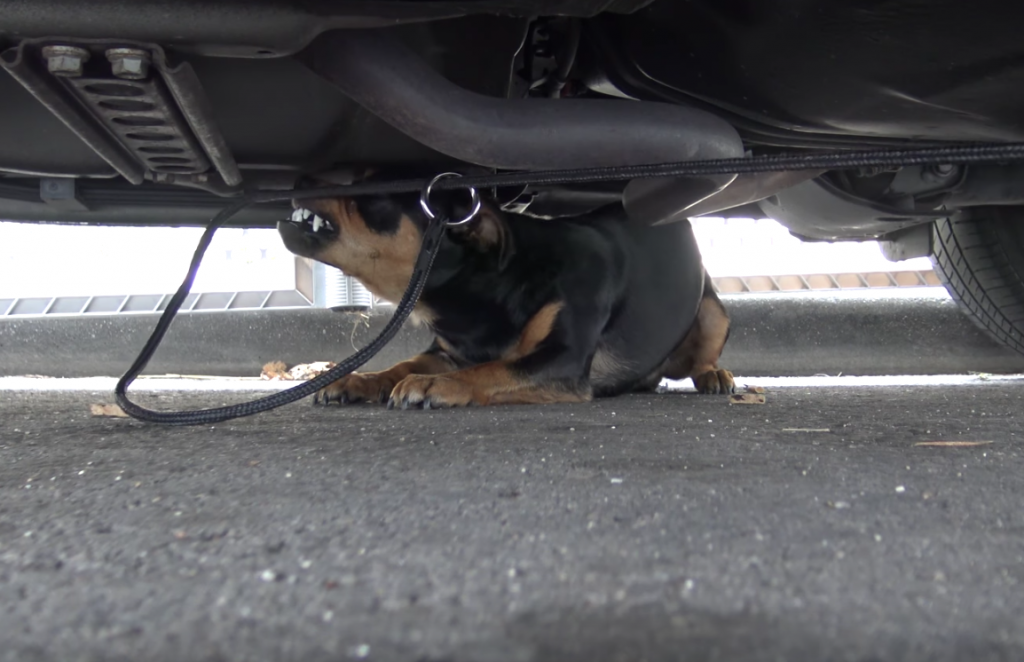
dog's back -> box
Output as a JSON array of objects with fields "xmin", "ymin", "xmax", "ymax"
[{"xmin": 500, "ymin": 206, "xmax": 707, "ymax": 395}]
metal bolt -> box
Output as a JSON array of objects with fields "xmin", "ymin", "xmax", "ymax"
[
  {"xmin": 42, "ymin": 45, "xmax": 90, "ymax": 77},
  {"xmin": 106, "ymin": 48, "xmax": 150, "ymax": 80}
]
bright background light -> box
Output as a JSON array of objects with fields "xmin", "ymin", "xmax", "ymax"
[{"xmin": 0, "ymin": 217, "xmax": 935, "ymax": 299}]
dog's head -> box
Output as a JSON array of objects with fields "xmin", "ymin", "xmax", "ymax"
[{"xmin": 278, "ymin": 176, "xmax": 511, "ymax": 302}]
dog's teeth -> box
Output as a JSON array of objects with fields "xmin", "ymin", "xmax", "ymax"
[
  {"xmin": 312, "ymin": 215, "xmax": 323, "ymax": 233},
  {"xmin": 291, "ymin": 209, "xmax": 305, "ymax": 223},
  {"xmin": 301, "ymin": 209, "xmax": 312, "ymax": 221}
]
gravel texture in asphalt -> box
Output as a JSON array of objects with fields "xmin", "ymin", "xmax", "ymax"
[{"xmin": 1, "ymin": 379, "xmax": 1023, "ymax": 662}]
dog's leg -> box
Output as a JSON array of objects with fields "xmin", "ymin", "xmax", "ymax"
[
  {"xmin": 388, "ymin": 361, "xmax": 591, "ymax": 408},
  {"xmin": 316, "ymin": 342, "xmax": 456, "ymax": 404},
  {"xmin": 388, "ymin": 301, "xmax": 602, "ymax": 408},
  {"xmin": 661, "ymin": 273, "xmax": 735, "ymax": 394}
]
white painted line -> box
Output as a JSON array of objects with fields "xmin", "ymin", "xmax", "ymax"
[
  {"xmin": 2, "ymin": 373, "xmax": 1022, "ymax": 392},
  {"xmin": 0, "ymin": 376, "xmax": 295, "ymax": 391},
  {"xmin": 664, "ymin": 374, "xmax": 1024, "ymax": 390}
]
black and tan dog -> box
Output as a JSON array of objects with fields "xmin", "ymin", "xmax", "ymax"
[{"xmin": 278, "ymin": 188, "xmax": 733, "ymax": 409}]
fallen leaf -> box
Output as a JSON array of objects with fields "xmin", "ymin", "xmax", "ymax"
[
  {"xmin": 730, "ymin": 394, "xmax": 765, "ymax": 405},
  {"xmin": 744, "ymin": 386, "xmax": 766, "ymax": 394},
  {"xmin": 782, "ymin": 428, "xmax": 831, "ymax": 433},
  {"xmin": 90, "ymin": 403, "xmax": 128, "ymax": 418},
  {"xmin": 261, "ymin": 361, "xmax": 290, "ymax": 381},
  {"xmin": 261, "ymin": 360, "xmax": 336, "ymax": 381},
  {"xmin": 913, "ymin": 441, "xmax": 993, "ymax": 447}
]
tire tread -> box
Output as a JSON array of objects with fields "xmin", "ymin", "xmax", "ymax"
[{"xmin": 931, "ymin": 212, "xmax": 1024, "ymax": 356}]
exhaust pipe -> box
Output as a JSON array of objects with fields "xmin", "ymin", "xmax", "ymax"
[{"xmin": 300, "ymin": 30, "xmax": 745, "ymax": 221}]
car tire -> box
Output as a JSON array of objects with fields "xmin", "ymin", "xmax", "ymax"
[{"xmin": 931, "ymin": 208, "xmax": 1024, "ymax": 357}]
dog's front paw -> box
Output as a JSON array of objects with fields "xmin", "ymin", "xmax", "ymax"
[
  {"xmin": 693, "ymin": 369, "xmax": 735, "ymax": 395},
  {"xmin": 388, "ymin": 374, "xmax": 482, "ymax": 409},
  {"xmin": 315, "ymin": 372, "xmax": 396, "ymax": 405}
]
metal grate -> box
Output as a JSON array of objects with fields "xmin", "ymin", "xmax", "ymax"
[
  {"xmin": 712, "ymin": 269, "xmax": 942, "ymax": 293},
  {"xmin": 64, "ymin": 75, "xmax": 212, "ymax": 177},
  {"xmin": 0, "ymin": 289, "xmax": 312, "ymax": 317}
]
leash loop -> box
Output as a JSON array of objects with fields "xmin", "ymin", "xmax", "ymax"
[{"xmin": 419, "ymin": 172, "xmax": 481, "ymax": 225}]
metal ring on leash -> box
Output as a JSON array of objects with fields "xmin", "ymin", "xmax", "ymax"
[{"xmin": 419, "ymin": 172, "xmax": 481, "ymax": 225}]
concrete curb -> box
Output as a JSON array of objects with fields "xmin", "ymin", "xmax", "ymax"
[{"xmin": 2, "ymin": 289, "xmax": 1023, "ymax": 378}]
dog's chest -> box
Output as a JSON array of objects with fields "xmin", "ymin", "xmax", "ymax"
[{"xmin": 428, "ymin": 306, "xmax": 523, "ymax": 366}]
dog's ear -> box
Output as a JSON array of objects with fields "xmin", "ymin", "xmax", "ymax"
[{"xmin": 448, "ymin": 203, "xmax": 514, "ymax": 269}]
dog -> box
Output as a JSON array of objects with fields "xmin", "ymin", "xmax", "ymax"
[{"xmin": 277, "ymin": 186, "xmax": 734, "ymax": 409}]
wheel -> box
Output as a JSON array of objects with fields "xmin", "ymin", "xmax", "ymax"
[{"xmin": 931, "ymin": 207, "xmax": 1024, "ymax": 357}]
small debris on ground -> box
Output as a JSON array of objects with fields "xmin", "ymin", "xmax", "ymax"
[
  {"xmin": 261, "ymin": 361, "xmax": 336, "ymax": 381},
  {"xmin": 289, "ymin": 361, "xmax": 336, "ymax": 380},
  {"xmin": 730, "ymin": 393, "xmax": 766, "ymax": 405},
  {"xmin": 260, "ymin": 361, "xmax": 289, "ymax": 380},
  {"xmin": 913, "ymin": 440, "xmax": 993, "ymax": 447},
  {"xmin": 89, "ymin": 403, "xmax": 128, "ymax": 418}
]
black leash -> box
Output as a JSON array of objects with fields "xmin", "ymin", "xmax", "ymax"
[
  {"xmin": 116, "ymin": 142, "xmax": 1024, "ymax": 425},
  {"xmin": 115, "ymin": 212, "xmax": 447, "ymax": 425}
]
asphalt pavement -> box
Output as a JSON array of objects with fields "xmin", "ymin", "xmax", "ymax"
[{"xmin": 1, "ymin": 378, "xmax": 1024, "ymax": 662}]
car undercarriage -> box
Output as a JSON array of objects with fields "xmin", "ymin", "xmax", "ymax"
[{"xmin": 2, "ymin": 0, "xmax": 1024, "ymax": 355}]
